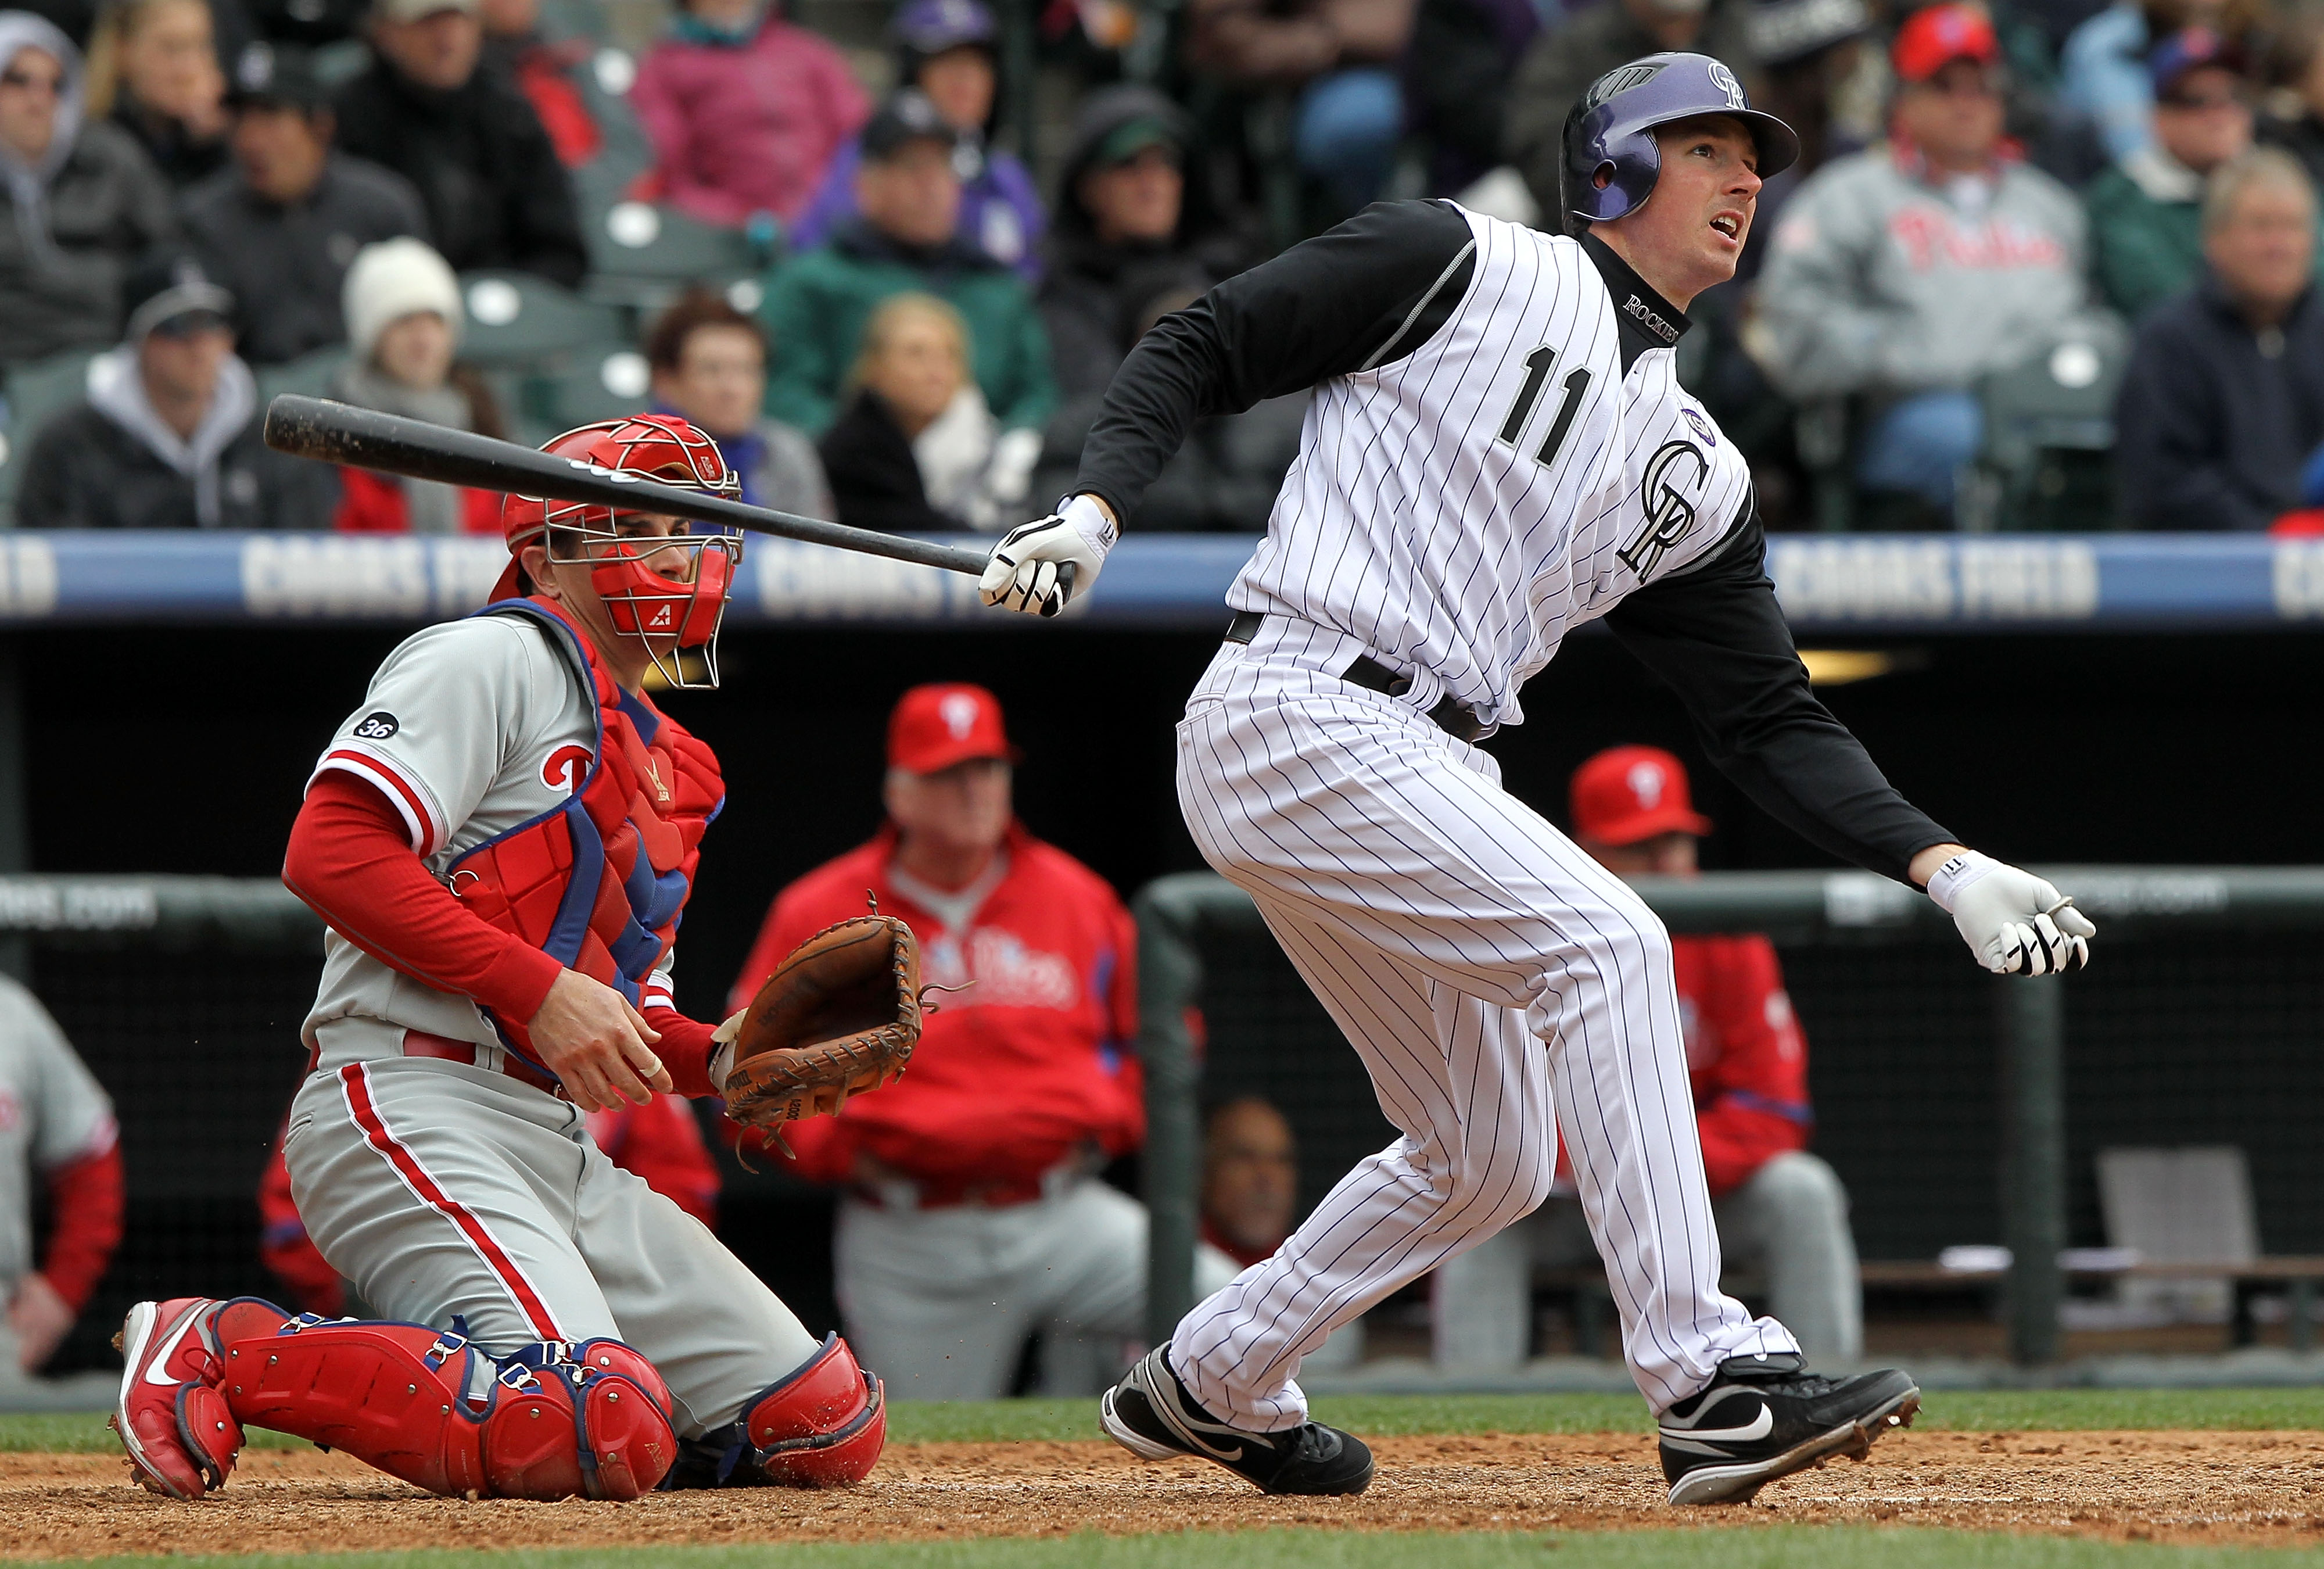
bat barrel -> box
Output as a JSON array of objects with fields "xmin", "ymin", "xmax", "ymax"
[{"xmin": 262, "ymin": 395, "xmax": 992, "ymax": 578}]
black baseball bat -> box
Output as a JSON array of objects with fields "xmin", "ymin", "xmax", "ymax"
[{"xmin": 262, "ymin": 394, "xmax": 991, "ymax": 577}]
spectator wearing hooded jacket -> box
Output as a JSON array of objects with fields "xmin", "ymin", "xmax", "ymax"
[
  {"xmin": 16, "ymin": 245, "xmax": 336, "ymax": 524},
  {"xmin": 331, "ymin": 0, "xmax": 586, "ymax": 286},
  {"xmin": 629, "ymin": 0, "xmax": 866, "ymax": 232},
  {"xmin": 790, "ymin": 0, "xmax": 1043, "ymax": 281},
  {"xmin": 327, "ymin": 237, "xmax": 505, "ymax": 532},
  {"xmin": 758, "ymin": 89, "xmax": 1055, "ymax": 438},
  {"xmin": 0, "ymin": 10, "xmax": 174, "ymax": 364},
  {"xmin": 1756, "ymin": 2, "xmax": 2114, "ymax": 519},
  {"xmin": 2086, "ymin": 26, "xmax": 2253, "ymax": 320}
]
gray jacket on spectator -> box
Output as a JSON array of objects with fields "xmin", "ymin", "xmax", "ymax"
[
  {"xmin": 179, "ymin": 153, "xmax": 428, "ymax": 365},
  {"xmin": 0, "ymin": 12, "xmax": 177, "ymax": 365},
  {"xmin": 1755, "ymin": 145, "xmax": 2113, "ymax": 402},
  {"xmin": 15, "ymin": 343, "xmax": 336, "ymax": 525},
  {"xmin": 2113, "ymin": 272, "xmax": 2324, "ymax": 530}
]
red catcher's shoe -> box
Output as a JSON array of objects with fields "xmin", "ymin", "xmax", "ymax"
[{"xmin": 112, "ymin": 1298, "xmax": 245, "ymax": 1498}]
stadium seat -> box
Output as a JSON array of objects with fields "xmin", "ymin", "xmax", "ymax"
[
  {"xmin": 582, "ymin": 199, "xmax": 765, "ymax": 312},
  {"xmin": 0, "ymin": 348, "xmax": 98, "ymax": 520},
  {"xmin": 456, "ymin": 272, "xmax": 629, "ymax": 369},
  {"xmin": 533, "ymin": 345, "xmax": 658, "ymax": 429},
  {"xmin": 1965, "ymin": 331, "xmax": 2128, "ymax": 532}
]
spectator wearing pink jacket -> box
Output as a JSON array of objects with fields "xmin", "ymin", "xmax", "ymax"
[{"xmin": 630, "ymin": 0, "xmax": 868, "ymax": 230}]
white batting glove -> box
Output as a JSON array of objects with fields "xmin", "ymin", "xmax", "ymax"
[
  {"xmin": 1927, "ymin": 851, "xmax": 2096, "ymax": 976},
  {"xmin": 978, "ymin": 495, "xmax": 1117, "ymax": 618}
]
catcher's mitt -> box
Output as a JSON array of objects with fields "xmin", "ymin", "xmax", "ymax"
[{"xmin": 722, "ymin": 909, "xmax": 924, "ymax": 1128}]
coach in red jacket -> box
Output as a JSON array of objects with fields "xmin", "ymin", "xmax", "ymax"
[
  {"xmin": 731, "ymin": 683, "xmax": 1233, "ymax": 1399},
  {"xmin": 1432, "ymin": 745, "xmax": 1863, "ymax": 1365}
]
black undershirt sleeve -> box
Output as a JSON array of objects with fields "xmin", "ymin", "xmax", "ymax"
[
  {"xmin": 1072, "ymin": 198, "xmax": 1478, "ymax": 524},
  {"xmin": 1603, "ymin": 502, "xmax": 1957, "ymax": 884}
]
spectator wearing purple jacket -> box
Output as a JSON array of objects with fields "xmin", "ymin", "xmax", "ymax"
[
  {"xmin": 788, "ymin": 0, "xmax": 1044, "ymax": 281},
  {"xmin": 630, "ymin": 0, "xmax": 868, "ymax": 231}
]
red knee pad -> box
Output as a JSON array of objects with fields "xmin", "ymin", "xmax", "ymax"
[
  {"xmin": 218, "ymin": 1317, "xmax": 676, "ymax": 1500},
  {"xmin": 734, "ymin": 1333, "xmax": 885, "ymax": 1486}
]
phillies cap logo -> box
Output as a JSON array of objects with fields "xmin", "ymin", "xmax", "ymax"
[
  {"xmin": 940, "ymin": 693, "xmax": 981, "ymax": 739},
  {"xmin": 1627, "ymin": 760, "xmax": 1667, "ymax": 808}
]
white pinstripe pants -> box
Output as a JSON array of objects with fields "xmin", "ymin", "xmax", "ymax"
[{"xmin": 1170, "ymin": 635, "xmax": 1794, "ymax": 1427}]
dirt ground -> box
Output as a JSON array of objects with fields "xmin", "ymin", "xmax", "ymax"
[{"xmin": 7, "ymin": 1430, "xmax": 2324, "ymax": 1559}]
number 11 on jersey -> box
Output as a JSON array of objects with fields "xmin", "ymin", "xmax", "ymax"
[{"xmin": 1497, "ymin": 346, "xmax": 1592, "ymax": 470}]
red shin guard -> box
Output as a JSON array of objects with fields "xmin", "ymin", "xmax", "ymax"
[{"xmin": 218, "ymin": 1317, "xmax": 676, "ymax": 1499}]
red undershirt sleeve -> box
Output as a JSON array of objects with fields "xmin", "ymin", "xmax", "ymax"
[
  {"xmin": 40, "ymin": 1143, "xmax": 124, "ymax": 1312},
  {"xmin": 282, "ymin": 771, "xmax": 565, "ymax": 1024},
  {"xmin": 641, "ymin": 1005, "xmax": 720, "ymax": 1099}
]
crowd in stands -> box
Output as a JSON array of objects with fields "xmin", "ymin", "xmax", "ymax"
[{"xmin": 8, "ymin": 0, "xmax": 2324, "ymax": 531}]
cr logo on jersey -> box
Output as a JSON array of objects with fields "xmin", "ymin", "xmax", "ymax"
[
  {"xmin": 1618, "ymin": 440, "xmax": 1710, "ymax": 578},
  {"xmin": 352, "ymin": 711, "xmax": 399, "ymax": 740},
  {"xmin": 542, "ymin": 743, "xmax": 593, "ymax": 792}
]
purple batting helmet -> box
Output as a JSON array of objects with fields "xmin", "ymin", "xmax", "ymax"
[{"xmin": 1561, "ymin": 53, "xmax": 1799, "ymax": 227}]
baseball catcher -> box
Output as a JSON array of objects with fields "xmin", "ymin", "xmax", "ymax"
[{"xmin": 113, "ymin": 417, "xmax": 913, "ymax": 1503}]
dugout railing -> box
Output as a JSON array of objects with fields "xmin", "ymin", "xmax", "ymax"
[
  {"xmin": 1132, "ymin": 866, "xmax": 2324, "ymax": 1369},
  {"xmin": 11, "ymin": 865, "xmax": 2324, "ymax": 1375}
]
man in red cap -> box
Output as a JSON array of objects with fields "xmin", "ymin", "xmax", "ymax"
[
  {"xmin": 730, "ymin": 683, "xmax": 1238, "ymax": 1399},
  {"xmin": 1433, "ymin": 744, "xmax": 1861, "ymax": 1367},
  {"xmin": 1758, "ymin": 0, "xmax": 2111, "ymax": 522}
]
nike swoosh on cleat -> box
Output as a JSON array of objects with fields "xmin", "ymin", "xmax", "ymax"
[{"xmin": 1660, "ymin": 1404, "xmax": 1773, "ymax": 1443}]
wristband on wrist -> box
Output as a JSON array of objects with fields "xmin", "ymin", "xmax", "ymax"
[{"xmin": 1925, "ymin": 850, "xmax": 1997, "ymax": 914}]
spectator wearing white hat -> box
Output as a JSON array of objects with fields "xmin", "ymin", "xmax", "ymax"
[{"xmin": 326, "ymin": 234, "xmax": 504, "ymax": 532}]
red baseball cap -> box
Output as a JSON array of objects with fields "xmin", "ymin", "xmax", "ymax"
[
  {"xmin": 1892, "ymin": 2, "xmax": 2000, "ymax": 83},
  {"xmin": 888, "ymin": 683, "xmax": 1016, "ymax": 774},
  {"xmin": 1569, "ymin": 746, "xmax": 1713, "ymax": 846}
]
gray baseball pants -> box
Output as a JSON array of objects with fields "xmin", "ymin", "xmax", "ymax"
[{"xmin": 284, "ymin": 1051, "xmax": 820, "ymax": 1437}]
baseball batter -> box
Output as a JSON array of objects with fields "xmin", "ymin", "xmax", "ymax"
[
  {"xmin": 978, "ymin": 54, "xmax": 2097, "ymax": 1505},
  {"xmin": 110, "ymin": 417, "xmax": 887, "ymax": 1503}
]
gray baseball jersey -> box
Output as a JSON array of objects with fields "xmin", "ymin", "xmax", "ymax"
[
  {"xmin": 0, "ymin": 975, "xmax": 117, "ymax": 1298},
  {"xmin": 284, "ymin": 610, "xmax": 817, "ymax": 1430},
  {"xmin": 302, "ymin": 614, "xmax": 677, "ymax": 1065}
]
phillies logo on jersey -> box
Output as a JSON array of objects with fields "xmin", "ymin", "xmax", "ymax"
[
  {"xmin": 1618, "ymin": 440, "xmax": 1709, "ymax": 578},
  {"xmin": 542, "ymin": 744, "xmax": 593, "ymax": 792}
]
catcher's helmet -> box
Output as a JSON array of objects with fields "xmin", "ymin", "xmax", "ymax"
[
  {"xmin": 1561, "ymin": 53, "xmax": 1800, "ymax": 227},
  {"xmin": 497, "ymin": 415, "xmax": 744, "ymax": 689}
]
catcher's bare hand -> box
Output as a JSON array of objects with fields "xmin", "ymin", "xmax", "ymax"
[{"xmin": 528, "ymin": 969, "xmax": 671, "ymax": 1111}]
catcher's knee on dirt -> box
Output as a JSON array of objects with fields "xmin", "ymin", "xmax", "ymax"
[
  {"xmin": 671, "ymin": 1332, "xmax": 884, "ymax": 1488},
  {"xmin": 218, "ymin": 1314, "xmax": 677, "ymax": 1499}
]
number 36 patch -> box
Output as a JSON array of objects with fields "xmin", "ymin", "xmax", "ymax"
[{"xmin": 352, "ymin": 711, "xmax": 400, "ymax": 740}]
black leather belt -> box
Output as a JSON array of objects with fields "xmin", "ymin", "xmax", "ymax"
[{"xmin": 1222, "ymin": 611, "xmax": 1486, "ymax": 743}]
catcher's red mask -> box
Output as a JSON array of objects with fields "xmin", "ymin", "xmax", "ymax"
[{"xmin": 501, "ymin": 416, "xmax": 744, "ymax": 690}]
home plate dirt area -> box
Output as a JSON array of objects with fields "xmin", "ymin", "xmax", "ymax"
[{"xmin": 6, "ymin": 1429, "xmax": 2324, "ymax": 1557}]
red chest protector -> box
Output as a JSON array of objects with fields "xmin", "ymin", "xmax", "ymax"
[{"xmin": 447, "ymin": 597, "xmax": 725, "ymax": 1061}]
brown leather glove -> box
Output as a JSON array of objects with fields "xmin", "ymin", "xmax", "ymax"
[{"xmin": 720, "ymin": 913, "xmax": 923, "ymax": 1128}]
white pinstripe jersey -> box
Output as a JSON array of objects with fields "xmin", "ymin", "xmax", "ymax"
[{"xmin": 1228, "ymin": 206, "xmax": 1753, "ymax": 732}]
